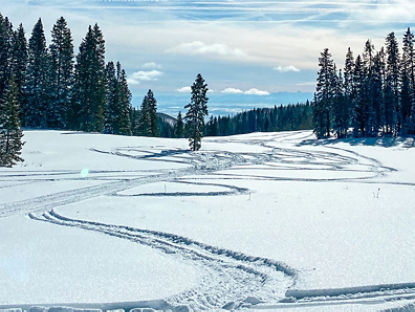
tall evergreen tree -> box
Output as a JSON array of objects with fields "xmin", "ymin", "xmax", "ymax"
[
  {"xmin": 313, "ymin": 48, "xmax": 335, "ymax": 138},
  {"xmin": 185, "ymin": 74, "xmax": 208, "ymax": 151},
  {"xmin": 385, "ymin": 32, "xmax": 400, "ymax": 134},
  {"xmin": 0, "ymin": 76, "xmax": 24, "ymax": 167},
  {"xmin": 104, "ymin": 61, "xmax": 117, "ymax": 134},
  {"xmin": 372, "ymin": 48, "xmax": 386, "ymax": 134},
  {"xmin": 48, "ymin": 16, "xmax": 74, "ymax": 129},
  {"xmin": 72, "ymin": 24, "xmax": 106, "ymax": 132},
  {"xmin": 147, "ymin": 89, "xmax": 159, "ymax": 136},
  {"xmin": 400, "ymin": 51, "xmax": 411, "ymax": 134},
  {"xmin": 332, "ymin": 68, "xmax": 348, "ymax": 138},
  {"xmin": 25, "ymin": 18, "xmax": 48, "ymax": 128},
  {"xmin": 0, "ymin": 15, "xmax": 14, "ymax": 99},
  {"xmin": 402, "ymin": 28, "xmax": 415, "ymax": 133},
  {"xmin": 11, "ymin": 24, "xmax": 27, "ymax": 125},
  {"xmin": 352, "ymin": 55, "xmax": 368, "ymax": 136},
  {"xmin": 363, "ymin": 40, "xmax": 376, "ymax": 136}
]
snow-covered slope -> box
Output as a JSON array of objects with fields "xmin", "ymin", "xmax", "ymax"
[{"xmin": 1, "ymin": 130, "xmax": 415, "ymax": 311}]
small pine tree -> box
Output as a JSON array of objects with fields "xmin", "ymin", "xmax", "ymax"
[
  {"xmin": 0, "ymin": 76, "xmax": 24, "ymax": 167},
  {"xmin": 116, "ymin": 64, "xmax": 132, "ymax": 135},
  {"xmin": 184, "ymin": 74, "xmax": 209, "ymax": 151},
  {"xmin": 137, "ymin": 93, "xmax": 152, "ymax": 136},
  {"xmin": 174, "ymin": 111, "xmax": 184, "ymax": 138}
]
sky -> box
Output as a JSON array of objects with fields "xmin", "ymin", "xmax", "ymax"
[{"xmin": 2, "ymin": 0, "xmax": 415, "ymax": 116}]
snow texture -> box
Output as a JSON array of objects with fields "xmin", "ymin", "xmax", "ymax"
[{"xmin": 1, "ymin": 130, "xmax": 415, "ymax": 311}]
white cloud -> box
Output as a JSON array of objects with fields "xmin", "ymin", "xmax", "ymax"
[
  {"xmin": 244, "ymin": 88, "xmax": 270, "ymax": 96},
  {"xmin": 127, "ymin": 70, "xmax": 163, "ymax": 85},
  {"xmin": 221, "ymin": 87, "xmax": 270, "ymax": 96},
  {"xmin": 167, "ymin": 41, "xmax": 248, "ymax": 59},
  {"xmin": 273, "ymin": 65, "xmax": 300, "ymax": 73},
  {"xmin": 141, "ymin": 62, "xmax": 162, "ymax": 69},
  {"xmin": 221, "ymin": 87, "xmax": 244, "ymax": 94},
  {"xmin": 176, "ymin": 86, "xmax": 192, "ymax": 93}
]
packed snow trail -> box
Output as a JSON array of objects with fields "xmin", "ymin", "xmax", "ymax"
[{"xmin": 28, "ymin": 209, "xmax": 294, "ymax": 311}]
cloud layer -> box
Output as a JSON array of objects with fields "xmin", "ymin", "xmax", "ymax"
[
  {"xmin": 127, "ymin": 70, "xmax": 163, "ymax": 85},
  {"xmin": 167, "ymin": 41, "xmax": 249, "ymax": 60},
  {"xmin": 274, "ymin": 65, "xmax": 300, "ymax": 73},
  {"xmin": 3, "ymin": 0, "xmax": 413, "ymax": 103},
  {"xmin": 221, "ymin": 87, "xmax": 270, "ymax": 96}
]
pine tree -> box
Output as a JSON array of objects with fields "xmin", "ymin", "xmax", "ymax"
[
  {"xmin": 48, "ymin": 16, "xmax": 74, "ymax": 129},
  {"xmin": 115, "ymin": 63, "xmax": 132, "ymax": 135},
  {"xmin": 352, "ymin": 55, "xmax": 368, "ymax": 136},
  {"xmin": 0, "ymin": 15, "xmax": 16, "ymax": 139},
  {"xmin": 146, "ymin": 89, "xmax": 159, "ymax": 136},
  {"xmin": 385, "ymin": 32, "xmax": 400, "ymax": 134},
  {"xmin": 340, "ymin": 47, "xmax": 355, "ymax": 137},
  {"xmin": 313, "ymin": 48, "xmax": 335, "ymax": 138},
  {"xmin": 0, "ymin": 76, "xmax": 24, "ymax": 167},
  {"xmin": 137, "ymin": 93, "xmax": 152, "ymax": 136},
  {"xmin": 372, "ymin": 49, "xmax": 386, "ymax": 134},
  {"xmin": 72, "ymin": 24, "xmax": 106, "ymax": 132},
  {"xmin": 184, "ymin": 74, "xmax": 209, "ymax": 151},
  {"xmin": 402, "ymin": 28, "xmax": 415, "ymax": 133},
  {"xmin": 104, "ymin": 61, "xmax": 117, "ymax": 134},
  {"xmin": 0, "ymin": 15, "xmax": 14, "ymax": 99},
  {"xmin": 400, "ymin": 52, "xmax": 411, "ymax": 134},
  {"xmin": 174, "ymin": 111, "xmax": 184, "ymax": 138},
  {"xmin": 363, "ymin": 40, "xmax": 376, "ymax": 136},
  {"xmin": 25, "ymin": 18, "xmax": 48, "ymax": 128},
  {"xmin": 344, "ymin": 48, "xmax": 354, "ymax": 100},
  {"xmin": 332, "ymin": 68, "xmax": 348, "ymax": 138},
  {"xmin": 11, "ymin": 24, "xmax": 27, "ymax": 125}
]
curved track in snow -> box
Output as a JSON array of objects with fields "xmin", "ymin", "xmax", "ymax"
[
  {"xmin": 29, "ymin": 210, "xmax": 295, "ymax": 311},
  {"xmin": 2, "ymin": 130, "xmax": 415, "ymax": 311}
]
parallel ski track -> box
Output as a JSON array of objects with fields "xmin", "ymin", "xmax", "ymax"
[{"xmin": 29, "ymin": 210, "xmax": 295, "ymax": 311}]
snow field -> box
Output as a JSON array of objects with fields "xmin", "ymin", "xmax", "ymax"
[{"xmin": 1, "ymin": 130, "xmax": 415, "ymax": 311}]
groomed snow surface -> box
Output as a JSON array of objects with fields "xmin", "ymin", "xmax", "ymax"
[{"xmin": 1, "ymin": 130, "xmax": 415, "ymax": 311}]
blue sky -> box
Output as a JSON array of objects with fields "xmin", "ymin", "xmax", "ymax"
[{"xmin": 2, "ymin": 0, "xmax": 415, "ymax": 116}]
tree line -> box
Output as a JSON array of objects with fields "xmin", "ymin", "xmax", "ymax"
[
  {"xmin": 203, "ymin": 102, "xmax": 312, "ymax": 137},
  {"xmin": 313, "ymin": 28, "xmax": 415, "ymax": 139}
]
